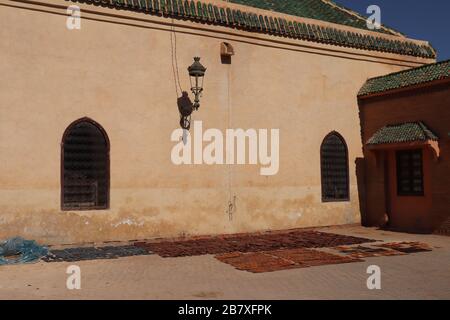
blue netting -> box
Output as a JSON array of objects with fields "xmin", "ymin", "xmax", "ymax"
[{"xmin": 0, "ymin": 237, "xmax": 48, "ymax": 265}]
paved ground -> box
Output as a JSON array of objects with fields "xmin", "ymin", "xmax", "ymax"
[{"xmin": 0, "ymin": 226, "xmax": 449, "ymax": 300}]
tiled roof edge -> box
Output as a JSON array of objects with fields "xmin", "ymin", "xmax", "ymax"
[
  {"xmin": 366, "ymin": 121, "xmax": 439, "ymax": 145},
  {"xmin": 324, "ymin": 0, "xmax": 403, "ymax": 36},
  {"xmin": 364, "ymin": 58, "xmax": 449, "ymax": 82},
  {"xmin": 358, "ymin": 59, "xmax": 450, "ymax": 97},
  {"xmin": 417, "ymin": 122, "xmax": 439, "ymax": 141},
  {"xmin": 68, "ymin": 0, "xmax": 435, "ymax": 59}
]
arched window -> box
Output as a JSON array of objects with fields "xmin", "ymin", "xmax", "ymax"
[
  {"xmin": 320, "ymin": 132, "xmax": 349, "ymax": 202},
  {"xmin": 61, "ymin": 118, "xmax": 110, "ymax": 210}
]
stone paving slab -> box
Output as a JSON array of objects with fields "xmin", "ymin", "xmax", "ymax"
[{"xmin": 0, "ymin": 226, "xmax": 448, "ymax": 299}]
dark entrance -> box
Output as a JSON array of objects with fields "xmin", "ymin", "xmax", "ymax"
[
  {"xmin": 61, "ymin": 118, "xmax": 110, "ymax": 210},
  {"xmin": 320, "ymin": 131, "xmax": 350, "ymax": 202}
]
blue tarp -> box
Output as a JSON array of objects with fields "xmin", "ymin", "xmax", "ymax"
[{"xmin": 0, "ymin": 237, "xmax": 48, "ymax": 265}]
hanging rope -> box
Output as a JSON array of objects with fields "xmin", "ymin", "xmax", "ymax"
[
  {"xmin": 170, "ymin": 20, "xmax": 192, "ymax": 130},
  {"xmin": 170, "ymin": 20, "xmax": 183, "ymax": 96}
]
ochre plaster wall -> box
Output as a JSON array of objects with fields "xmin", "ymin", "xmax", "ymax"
[{"xmin": 0, "ymin": 0, "xmax": 434, "ymax": 244}]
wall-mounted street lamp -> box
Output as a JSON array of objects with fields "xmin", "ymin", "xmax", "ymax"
[
  {"xmin": 188, "ymin": 57, "xmax": 207, "ymax": 111},
  {"xmin": 178, "ymin": 57, "xmax": 207, "ymax": 130}
]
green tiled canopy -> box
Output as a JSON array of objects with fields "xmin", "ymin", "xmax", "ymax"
[
  {"xmin": 229, "ymin": 0, "xmax": 396, "ymax": 34},
  {"xmin": 359, "ymin": 59, "xmax": 450, "ymax": 97},
  {"xmin": 367, "ymin": 122, "xmax": 439, "ymax": 145},
  {"xmin": 68, "ymin": 0, "xmax": 435, "ymax": 59}
]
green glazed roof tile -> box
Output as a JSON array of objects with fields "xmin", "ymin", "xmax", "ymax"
[
  {"xmin": 367, "ymin": 122, "xmax": 439, "ymax": 145},
  {"xmin": 359, "ymin": 59, "xmax": 450, "ymax": 97},
  {"xmin": 229, "ymin": 0, "xmax": 396, "ymax": 35},
  {"xmin": 70, "ymin": 0, "xmax": 436, "ymax": 59}
]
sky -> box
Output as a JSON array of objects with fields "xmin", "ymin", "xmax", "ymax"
[{"xmin": 334, "ymin": 0, "xmax": 450, "ymax": 61}]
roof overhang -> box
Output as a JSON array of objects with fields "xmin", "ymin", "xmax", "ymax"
[
  {"xmin": 366, "ymin": 140, "xmax": 440, "ymax": 167},
  {"xmin": 365, "ymin": 121, "xmax": 440, "ymax": 165},
  {"xmin": 358, "ymin": 59, "xmax": 450, "ymax": 98},
  {"xmin": 358, "ymin": 77, "xmax": 450, "ymax": 100}
]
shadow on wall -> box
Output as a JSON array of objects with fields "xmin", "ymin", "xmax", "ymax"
[
  {"xmin": 177, "ymin": 91, "xmax": 194, "ymax": 130},
  {"xmin": 355, "ymin": 157, "xmax": 368, "ymax": 227},
  {"xmin": 356, "ymin": 99, "xmax": 388, "ymax": 229},
  {"xmin": 356, "ymin": 98, "xmax": 369, "ymax": 227}
]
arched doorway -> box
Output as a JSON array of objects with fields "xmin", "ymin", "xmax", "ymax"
[
  {"xmin": 61, "ymin": 118, "xmax": 110, "ymax": 210},
  {"xmin": 320, "ymin": 131, "xmax": 349, "ymax": 202}
]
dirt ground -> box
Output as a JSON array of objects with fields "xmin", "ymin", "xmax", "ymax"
[{"xmin": 0, "ymin": 225, "xmax": 449, "ymax": 300}]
